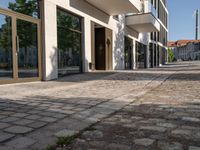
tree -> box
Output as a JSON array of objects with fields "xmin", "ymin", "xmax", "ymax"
[{"xmin": 168, "ymin": 48, "xmax": 175, "ymax": 62}]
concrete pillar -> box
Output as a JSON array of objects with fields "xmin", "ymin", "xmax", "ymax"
[{"xmin": 43, "ymin": 1, "xmax": 58, "ymax": 80}]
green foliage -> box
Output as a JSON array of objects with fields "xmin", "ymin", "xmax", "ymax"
[
  {"xmin": 56, "ymin": 136, "xmax": 75, "ymax": 147},
  {"xmin": 168, "ymin": 48, "xmax": 175, "ymax": 62},
  {"xmin": 0, "ymin": 17, "xmax": 12, "ymax": 52},
  {"xmin": 46, "ymin": 145, "xmax": 56, "ymax": 150}
]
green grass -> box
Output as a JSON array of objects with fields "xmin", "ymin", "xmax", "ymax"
[{"xmin": 56, "ymin": 136, "xmax": 76, "ymax": 147}]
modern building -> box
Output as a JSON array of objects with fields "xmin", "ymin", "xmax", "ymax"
[
  {"xmin": 168, "ymin": 40, "xmax": 200, "ymax": 61},
  {"xmin": 0, "ymin": 0, "xmax": 168, "ymax": 84}
]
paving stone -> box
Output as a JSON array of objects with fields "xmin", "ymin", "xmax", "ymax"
[
  {"xmin": 106, "ymin": 143, "xmax": 131, "ymax": 150},
  {"xmin": 25, "ymin": 115, "xmax": 41, "ymax": 120},
  {"xmin": 189, "ymin": 146, "xmax": 200, "ymax": 150},
  {"xmin": 39, "ymin": 117, "xmax": 57, "ymax": 122},
  {"xmin": 1, "ymin": 117, "xmax": 20, "ymax": 123},
  {"xmin": 0, "ymin": 132, "xmax": 15, "ymax": 143},
  {"xmin": 6, "ymin": 137, "xmax": 36, "ymax": 148},
  {"xmin": 4, "ymin": 126, "xmax": 33, "ymax": 134},
  {"xmin": 27, "ymin": 110, "xmax": 42, "ymax": 114},
  {"xmin": 52, "ymin": 113, "xmax": 66, "ymax": 119},
  {"xmin": 140, "ymin": 126, "xmax": 167, "ymax": 133},
  {"xmin": 157, "ymin": 122, "xmax": 177, "ymax": 128},
  {"xmin": 82, "ymin": 130, "xmax": 103, "ymax": 139},
  {"xmin": 55, "ymin": 129, "xmax": 78, "ymax": 138},
  {"xmin": 60, "ymin": 110, "xmax": 75, "ymax": 115},
  {"xmin": 0, "ymin": 122, "xmax": 11, "ymax": 129},
  {"xmin": 171, "ymin": 129, "xmax": 192, "ymax": 138},
  {"xmin": 134, "ymin": 138, "xmax": 155, "ymax": 147},
  {"xmin": 12, "ymin": 113, "xmax": 28, "ymax": 118},
  {"xmin": 0, "ymin": 146, "xmax": 13, "ymax": 150},
  {"xmin": 182, "ymin": 117, "xmax": 200, "ymax": 122},
  {"xmin": 158, "ymin": 141, "xmax": 184, "ymax": 150},
  {"xmin": 0, "ymin": 115, "xmax": 7, "ymax": 119},
  {"xmin": 14, "ymin": 119, "xmax": 35, "ymax": 125},
  {"xmin": 122, "ymin": 124, "xmax": 137, "ymax": 129},
  {"xmin": 27, "ymin": 121, "xmax": 47, "ymax": 129}
]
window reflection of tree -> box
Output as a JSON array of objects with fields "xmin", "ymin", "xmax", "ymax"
[
  {"xmin": 0, "ymin": 16, "xmax": 12, "ymax": 71},
  {"xmin": 57, "ymin": 10, "xmax": 82, "ymax": 73}
]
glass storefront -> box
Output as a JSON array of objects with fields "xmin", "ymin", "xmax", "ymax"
[
  {"xmin": 57, "ymin": 9, "xmax": 82, "ymax": 76},
  {"xmin": 0, "ymin": 0, "xmax": 40, "ymax": 18},
  {"xmin": 0, "ymin": 0, "xmax": 41, "ymax": 84},
  {"xmin": 0, "ymin": 15, "xmax": 13, "ymax": 79}
]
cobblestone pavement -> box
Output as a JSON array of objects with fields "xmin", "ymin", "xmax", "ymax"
[
  {"xmin": 0, "ymin": 61, "xmax": 199, "ymax": 150},
  {"xmin": 65, "ymin": 61, "xmax": 200, "ymax": 150}
]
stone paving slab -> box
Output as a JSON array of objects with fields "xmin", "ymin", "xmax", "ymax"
[
  {"xmin": 62, "ymin": 62, "xmax": 200, "ymax": 150},
  {"xmin": 0, "ymin": 62, "xmax": 199, "ymax": 149}
]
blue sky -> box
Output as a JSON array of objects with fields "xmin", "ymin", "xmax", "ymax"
[{"xmin": 168, "ymin": 0, "xmax": 200, "ymax": 41}]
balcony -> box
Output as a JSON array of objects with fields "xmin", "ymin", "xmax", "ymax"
[
  {"xmin": 125, "ymin": 1, "xmax": 160, "ymax": 33},
  {"xmin": 126, "ymin": 13, "xmax": 160, "ymax": 32},
  {"xmin": 85, "ymin": 0, "xmax": 142, "ymax": 15}
]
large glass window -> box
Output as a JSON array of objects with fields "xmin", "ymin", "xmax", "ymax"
[
  {"xmin": 57, "ymin": 9, "xmax": 82, "ymax": 76},
  {"xmin": 0, "ymin": 0, "xmax": 40, "ymax": 18},
  {"xmin": 17, "ymin": 19, "xmax": 39, "ymax": 78},
  {"xmin": 0, "ymin": 14, "xmax": 13, "ymax": 79}
]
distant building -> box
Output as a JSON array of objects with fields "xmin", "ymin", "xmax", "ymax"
[{"xmin": 168, "ymin": 40, "xmax": 200, "ymax": 61}]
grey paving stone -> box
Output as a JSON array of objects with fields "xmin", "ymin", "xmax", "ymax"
[
  {"xmin": 0, "ymin": 122, "xmax": 11, "ymax": 129},
  {"xmin": 134, "ymin": 138, "xmax": 155, "ymax": 147},
  {"xmin": 12, "ymin": 113, "xmax": 29, "ymax": 118},
  {"xmin": 182, "ymin": 117, "xmax": 200, "ymax": 122},
  {"xmin": 0, "ymin": 115, "xmax": 7, "ymax": 119},
  {"xmin": 106, "ymin": 143, "xmax": 131, "ymax": 150},
  {"xmin": 122, "ymin": 123, "xmax": 137, "ymax": 129},
  {"xmin": 157, "ymin": 122, "xmax": 177, "ymax": 128},
  {"xmin": 61, "ymin": 110, "xmax": 76, "ymax": 115},
  {"xmin": 25, "ymin": 115, "xmax": 41, "ymax": 120},
  {"xmin": 27, "ymin": 121, "xmax": 47, "ymax": 129},
  {"xmin": 0, "ymin": 132, "xmax": 14, "ymax": 143},
  {"xmin": 27, "ymin": 110, "xmax": 42, "ymax": 114},
  {"xmin": 55, "ymin": 129, "xmax": 78, "ymax": 138},
  {"xmin": 140, "ymin": 126, "xmax": 167, "ymax": 133},
  {"xmin": 6, "ymin": 137, "xmax": 36, "ymax": 148},
  {"xmin": 82, "ymin": 130, "xmax": 103, "ymax": 139},
  {"xmin": 4, "ymin": 125, "xmax": 33, "ymax": 134},
  {"xmin": 171, "ymin": 129, "xmax": 192, "ymax": 137},
  {"xmin": 39, "ymin": 117, "xmax": 57, "ymax": 122},
  {"xmin": 189, "ymin": 146, "xmax": 200, "ymax": 150},
  {"xmin": 14, "ymin": 119, "xmax": 34, "ymax": 125},
  {"xmin": 0, "ymin": 146, "xmax": 13, "ymax": 150},
  {"xmin": 1, "ymin": 117, "xmax": 20, "ymax": 123},
  {"xmin": 158, "ymin": 141, "xmax": 184, "ymax": 150},
  {"xmin": 52, "ymin": 113, "xmax": 66, "ymax": 119}
]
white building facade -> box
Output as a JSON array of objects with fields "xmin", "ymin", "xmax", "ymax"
[
  {"xmin": 176, "ymin": 42, "xmax": 200, "ymax": 61},
  {"xmin": 0, "ymin": 0, "xmax": 168, "ymax": 84}
]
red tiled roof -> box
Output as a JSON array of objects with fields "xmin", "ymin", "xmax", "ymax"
[
  {"xmin": 168, "ymin": 40, "xmax": 200, "ymax": 47},
  {"xmin": 167, "ymin": 41, "xmax": 176, "ymax": 47}
]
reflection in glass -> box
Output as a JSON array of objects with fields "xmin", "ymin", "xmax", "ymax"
[
  {"xmin": 0, "ymin": 14, "xmax": 13, "ymax": 79},
  {"xmin": 17, "ymin": 19, "xmax": 38, "ymax": 78},
  {"xmin": 57, "ymin": 9, "xmax": 82, "ymax": 76},
  {"xmin": 124, "ymin": 37, "xmax": 132, "ymax": 70},
  {"xmin": 0, "ymin": 0, "xmax": 40, "ymax": 18},
  {"xmin": 136, "ymin": 41, "xmax": 147, "ymax": 68}
]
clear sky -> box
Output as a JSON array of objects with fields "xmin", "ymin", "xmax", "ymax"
[{"xmin": 168, "ymin": 0, "xmax": 200, "ymax": 41}]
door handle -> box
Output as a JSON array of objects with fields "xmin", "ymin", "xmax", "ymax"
[{"xmin": 16, "ymin": 36, "xmax": 19, "ymax": 53}]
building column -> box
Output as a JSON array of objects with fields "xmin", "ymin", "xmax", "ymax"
[
  {"xmin": 43, "ymin": 1, "xmax": 58, "ymax": 80},
  {"xmin": 83, "ymin": 18, "xmax": 92, "ymax": 72}
]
